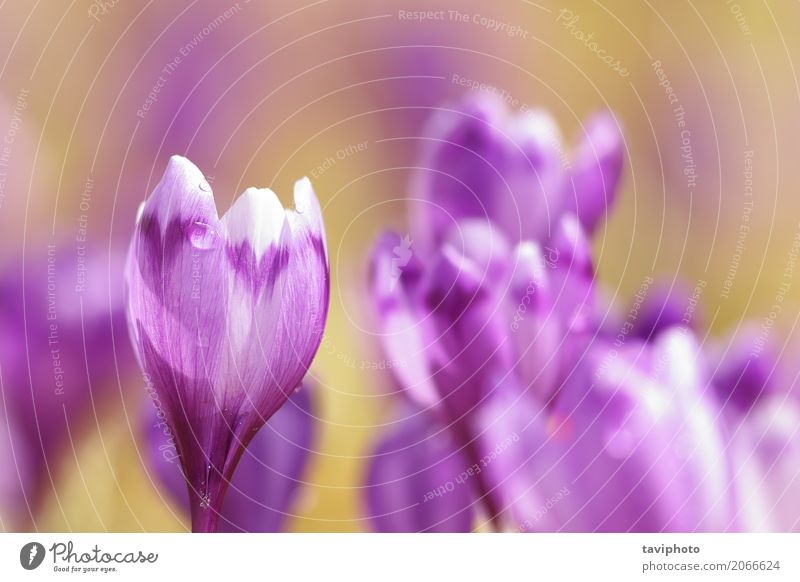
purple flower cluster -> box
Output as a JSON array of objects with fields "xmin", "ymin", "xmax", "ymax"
[{"xmin": 364, "ymin": 93, "xmax": 800, "ymax": 532}]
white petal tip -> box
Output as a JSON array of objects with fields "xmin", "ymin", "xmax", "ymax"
[
  {"xmin": 222, "ymin": 187, "xmax": 286, "ymax": 258},
  {"xmin": 293, "ymin": 177, "xmax": 317, "ymax": 214},
  {"xmin": 584, "ymin": 112, "xmax": 623, "ymax": 153},
  {"xmin": 157, "ymin": 155, "xmax": 214, "ymax": 202},
  {"xmin": 520, "ymin": 109, "xmax": 561, "ymax": 138}
]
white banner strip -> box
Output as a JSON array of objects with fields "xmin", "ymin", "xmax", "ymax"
[{"xmin": 0, "ymin": 533, "xmax": 798, "ymax": 581}]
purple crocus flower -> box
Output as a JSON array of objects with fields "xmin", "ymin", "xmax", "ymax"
[
  {"xmin": 125, "ymin": 156, "xmax": 329, "ymax": 532},
  {"xmin": 145, "ymin": 383, "xmax": 316, "ymax": 532},
  {"xmin": 410, "ymin": 93, "xmax": 623, "ymax": 248},
  {"xmin": 478, "ymin": 329, "xmax": 737, "ymax": 532},
  {"xmin": 0, "ymin": 249, "xmax": 131, "ymax": 518},
  {"xmin": 365, "ymin": 407, "xmax": 475, "ymax": 532}
]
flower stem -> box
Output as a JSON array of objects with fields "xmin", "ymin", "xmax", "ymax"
[{"xmin": 188, "ymin": 471, "xmax": 228, "ymax": 533}]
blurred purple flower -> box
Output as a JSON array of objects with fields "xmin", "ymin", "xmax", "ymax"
[
  {"xmin": 709, "ymin": 327, "xmax": 798, "ymax": 530},
  {"xmin": 0, "ymin": 249, "xmax": 131, "ymax": 520},
  {"xmin": 145, "ymin": 383, "xmax": 316, "ymax": 532},
  {"xmin": 410, "ymin": 93, "xmax": 623, "ymax": 249},
  {"xmin": 709, "ymin": 324, "xmax": 777, "ymax": 411},
  {"xmin": 365, "ymin": 408, "xmax": 475, "ymax": 533},
  {"xmin": 478, "ymin": 330, "xmax": 737, "ymax": 532},
  {"xmin": 125, "ymin": 156, "xmax": 329, "ymax": 532},
  {"xmin": 629, "ymin": 280, "xmax": 702, "ymax": 342},
  {"xmin": 727, "ymin": 395, "xmax": 800, "ymax": 531}
]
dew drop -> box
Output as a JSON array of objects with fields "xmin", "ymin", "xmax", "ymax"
[
  {"xmin": 187, "ymin": 221, "xmax": 219, "ymax": 249},
  {"xmin": 295, "ymin": 200, "xmax": 307, "ymax": 214},
  {"xmin": 198, "ymin": 180, "xmax": 212, "ymax": 193}
]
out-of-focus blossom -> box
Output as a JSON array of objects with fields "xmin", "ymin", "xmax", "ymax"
[
  {"xmin": 125, "ymin": 155, "xmax": 329, "ymax": 531},
  {"xmin": 0, "ymin": 249, "xmax": 131, "ymax": 517},
  {"xmin": 709, "ymin": 325, "xmax": 777, "ymax": 411},
  {"xmin": 629, "ymin": 280, "xmax": 701, "ymax": 342},
  {"xmin": 145, "ymin": 384, "xmax": 316, "ymax": 532},
  {"xmin": 410, "ymin": 93, "xmax": 623, "ymax": 249},
  {"xmin": 727, "ymin": 396, "xmax": 800, "ymax": 532},
  {"xmin": 479, "ymin": 329, "xmax": 737, "ymax": 532},
  {"xmin": 709, "ymin": 327, "xmax": 799, "ymax": 531},
  {"xmin": 365, "ymin": 408, "xmax": 475, "ymax": 532},
  {"xmin": 371, "ymin": 222, "xmax": 527, "ymax": 419}
]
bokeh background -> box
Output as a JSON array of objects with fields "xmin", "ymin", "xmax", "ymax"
[{"xmin": 1, "ymin": 0, "xmax": 799, "ymax": 531}]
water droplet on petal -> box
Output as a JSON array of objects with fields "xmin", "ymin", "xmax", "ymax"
[
  {"xmin": 187, "ymin": 221, "xmax": 219, "ymax": 249},
  {"xmin": 295, "ymin": 200, "xmax": 307, "ymax": 214},
  {"xmin": 198, "ymin": 181, "xmax": 212, "ymax": 193}
]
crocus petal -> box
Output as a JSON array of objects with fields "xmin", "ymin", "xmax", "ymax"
[
  {"xmin": 547, "ymin": 213, "xmax": 595, "ymax": 335},
  {"xmin": 422, "ymin": 234, "xmax": 512, "ymax": 424},
  {"xmin": 126, "ymin": 156, "xmax": 328, "ymax": 530},
  {"xmin": 442, "ymin": 219, "xmax": 511, "ymax": 283},
  {"xmin": 365, "ymin": 409, "xmax": 475, "ymax": 532},
  {"xmin": 127, "ymin": 155, "xmax": 227, "ymax": 385},
  {"xmin": 565, "ymin": 112, "xmax": 624, "ymax": 234},
  {"xmin": 506, "ymin": 241, "xmax": 561, "ymax": 403},
  {"xmin": 145, "ymin": 383, "xmax": 316, "ymax": 532}
]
